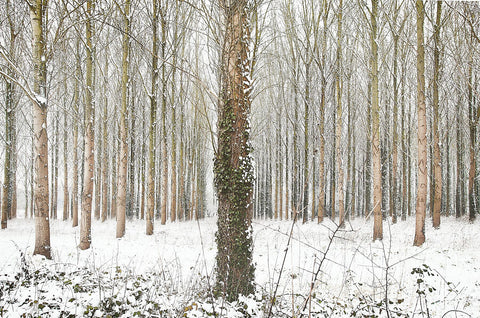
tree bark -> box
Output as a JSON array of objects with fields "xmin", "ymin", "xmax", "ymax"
[
  {"xmin": 317, "ymin": 0, "xmax": 327, "ymax": 223},
  {"xmin": 371, "ymin": 0, "xmax": 382, "ymax": 241},
  {"xmin": 160, "ymin": 6, "xmax": 168, "ymax": 225},
  {"xmin": 30, "ymin": 0, "xmax": 51, "ymax": 259},
  {"xmin": 80, "ymin": 0, "xmax": 95, "ymax": 250},
  {"xmin": 116, "ymin": 0, "xmax": 131, "ymax": 238},
  {"xmin": 432, "ymin": 0, "xmax": 442, "ymax": 228},
  {"xmin": 147, "ymin": 0, "xmax": 159, "ymax": 235},
  {"xmin": 214, "ymin": 0, "xmax": 255, "ymax": 301},
  {"xmin": 336, "ymin": 0, "xmax": 344, "ymax": 227},
  {"xmin": 72, "ymin": 40, "xmax": 81, "ymax": 228},
  {"xmin": 414, "ymin": 0, "xmax": 427, "ymax": 246}
]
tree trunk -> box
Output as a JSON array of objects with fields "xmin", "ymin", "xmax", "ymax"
[
  {"xmin": 432, "ymin": 0, "xmax": 442, "ymax": 228},
  {"xmin": 116, "ymin": 0, "xmax": 131, "ymax": 238},
  {"xmin": 101, "ymin": 43, "xmax": 109, "ymax": 222},
  {"xmin": 146, "ymin": 0, "xmax": 158, "ymax": 234},
  {"xmin": 303, "ymin": 59, "xmax": 310, "ymax": 223},
  {"xmin": 414, "ymin": 0, "xmax": 427, "ymax": 246},
  {"xmin": 30, "ymin": 0, "xmax": 51, "ymax": 259},
  {"xmin": 160, "ymin": 6, "xmax": 168, "ymax": 225},
  {"xmin": 317, "ymin": 1, "xmax": 327, "ymax": 223},
  {"xmin": 63, "ymin": 80, "xmax": 69, "ymax": 221},
  {"xmin": 170, "ymin": 54, "xmax": 177, "ymax": 222},
  {"xmin": 336, "ymin": 0, "xmax": 344, "ymax": 226},
  {"xmin": 392, "ymin": 34, "xmax": 399, "ymax": 224},
  {"xmin": 2, "ymin": 0, "xmax": 18, "ymax": 227},
  {"xmin": 52, "ymin": 112, "xmax": 59, "ymax": 220},
  {"xmin": 72, "ymin": 40, "xmax": 81, "ymax": 228},
  {"xmin": 467, "ymin": 30, "xmax": 476, "ymax": 223},
  {"xmin": 214, "ymin": 0, "xmax": 255, "ymax": 301},
  {"xmin": 371, "ymin": 0, "xmax": 382, "ymax": 241},
  {"xmin": 80, "ymin": 0, "xmax": 95, "ymax": 250}
]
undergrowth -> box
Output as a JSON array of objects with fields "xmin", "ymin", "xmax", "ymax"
[{"xmin": 0, "ymin": 248, "xmax": 472, "ymax": 317}]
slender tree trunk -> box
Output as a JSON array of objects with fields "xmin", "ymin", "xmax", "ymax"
[
  {"xmin": 80, "ymin": 0, "xmax": 95, "ymax": 250},
  {"xmin": 116, "ymin": 0, "xmax": 131, "ymax": 238},
  {"xmin": 285, "ymin": 107, "xmax": 289, "ymax": 220},
  {"xmin": 371, "ymin": 0, "xmax": 382, "ymax": 241},
  {"xmin": 293, "ymin": 63, "xmax": 299, "ymax": 216},
  {"xmin": 446, "ymin": 127, "xmax": 450, "ymax": 217},
  {"xmin": 179, "ymin": 58, "xmax": 186, "ymax": 221},
  {"xmin": 160, "ymin": 7, "xmax": 168, "ymax": 225},
  {"xmin": 346, "ymin": 76, "xmax": 353, "ymax": 221},
  {"xmin": 303, "ymin": 59, "xmax": 310, "ymax": 223},
  {"xmin": 432, "ymin": 0, "xmax": 442, "ymax": 228},
  {"xmin": 30, "ymin": 0, "xmax": 51, "ymax": 259},
  {"xmin": 467, "ymin": 31, "xmax": 476, "ymax": 222},
  {"xmin": 401, "ymin": 66, "xmax": 407, "ymax": 221},
  {"xmin": 63, "ymin": 79, "xmax": 69, "ymax": 221},
  {"xmin": 128, "ymin": 99, "xmax": 136, "ymax": 219},
  {"xmin": 414, "ymin": 0, "xmax": 427, "ymax": 246},
  {"xmin": 52, "ymin": 112, "xmax": 59, "ymax": 220},
  {"xmin": 336, "ymin": 0, "xmax": 344, "ymax": 226},
  {"xmin": 365, "ymin": 81, "xmax": 372, "ymax": 219},
  {"xmin": 1, "ymin": 8, "xmax": 16, "ymax": 226},
  {"xmin": 275, "ymin": 99, "xmax": 280, "ymax": 220},
  {"xmin": 146, "ymin": 0, "xmax": 158, "ymax": 234},
  {"xmin": 170, "ymin": 53, "xmax": 177, "ymax": 222},
  {"xmin": 317, "ymin": 1, "xmax": 327, "ymax": 223},
  {"xmin": 392, "ymin": 35, "xmax": 399, "ymax": 224},
  {"xmin": 101, "ymin": 44, "xmax": 109, "ymax": 222},
  {"xmin": 111, "ymin": 123, "xmax": 118, "ymax": 220},
  {"xmin": 72, "ymin": 40, "xmax": 80, "ymax": 228}
]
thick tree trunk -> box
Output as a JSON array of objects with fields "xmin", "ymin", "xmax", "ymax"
[
  {"xmin": 414, "ymin": 0, "xmax": 427, "ymax": 246},
  {"xmin": 214, "ymin": 0, "xmax": 255, "ymax": 301}
]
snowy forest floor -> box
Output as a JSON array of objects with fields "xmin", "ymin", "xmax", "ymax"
[{"xmin": 1, "ymin": 214, "xmax": 479, "ymax": 317}]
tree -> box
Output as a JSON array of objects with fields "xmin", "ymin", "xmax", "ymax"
[
  {"xmin": 146, "ymin": 0, "xmax": 159, "ymax": 235},
  {"xmin": 160, "ymin": 1, "xmax": 168, "ymax": 225},
  {"xmin": 79, "ymin": 0, "xmax": 95, "ymax": 250},
  {"xmin": 29, "ymin": 0, "xmax": 51, "ymax": 259},
  {"xmin": 214, "ymin": 0, "xmax": 255, "ymax": 301},
  {"xmin": 371, "ymin": 0, "xmax": 382, "ymax": 241},
  {"xmin": 414, "ymin": 0, "xmax": 427, "ymax": 247},
  {"xmin": 335, "ymin": 0, "xmax": 344, "ymax": 226},
  {"xmin": 432, "ymin": 0, "xmax": 442, "ymax": 228},
  {"xmin": 1, "ymin": 0, "xmax": 18, "ymax": 229},
  {"xmin": 317, "ymin": 0, "xmax": 328, "ymax": 223},
  {"xmin": 116, "ymin": 0, "xmax": 131, "ymax": 238}
]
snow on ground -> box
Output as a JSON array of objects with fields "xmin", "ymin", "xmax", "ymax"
[{"xmin": 1, "ymin": 213, "xmax": 479, "ymax": 317}]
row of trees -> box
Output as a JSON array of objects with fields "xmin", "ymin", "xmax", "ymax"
[
  {"xmin": 0, "ymin": 0, "xmax": 212, "ymax": 255},
  {"xmin": 250, "ymin": 0, "xmax": 479, "ymax": 240},
  {"xmin": 0, "ymin": 0, "xmax": 478, "ymax": 299}
]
